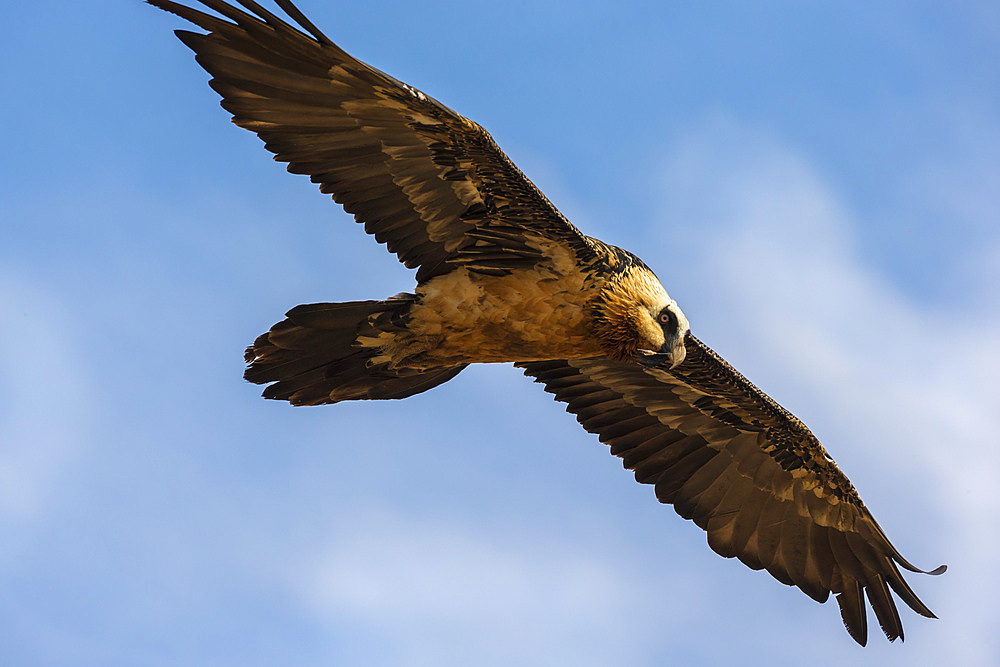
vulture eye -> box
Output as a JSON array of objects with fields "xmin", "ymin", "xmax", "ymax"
[{"xmin": 658, "ymin": 309, "xmax": 677, "ymax": 329}]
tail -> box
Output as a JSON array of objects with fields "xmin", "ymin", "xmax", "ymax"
[{"xmin": 244, "ymin": 294, "xmax": 466, "ymax": 406}]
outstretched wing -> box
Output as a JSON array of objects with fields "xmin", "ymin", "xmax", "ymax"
[
  {"xmin": 518, "ymin": 334, "xmax": 944, "ymax": 646},
  {"xmin": 149, "ymin": 0, "xmax": 595, "ymax": 282}
]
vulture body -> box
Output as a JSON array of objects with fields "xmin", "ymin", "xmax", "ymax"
[{"xmin": 148, "ymin": 0, "xmax": 943, "ymax": 645}]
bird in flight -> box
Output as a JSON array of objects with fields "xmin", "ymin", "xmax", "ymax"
[{"xmin": 148, "ymin": 0, "xmax": 944, "ymax": 645}]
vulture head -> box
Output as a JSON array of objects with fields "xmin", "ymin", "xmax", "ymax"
[{"xmin": 591, "ymin": 265, "xmax": 690, "ymax": 368}]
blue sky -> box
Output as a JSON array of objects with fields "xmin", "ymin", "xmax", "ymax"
[{"xmin": 2, "ymin": 1, "xmax": 998, "ymax": 664}]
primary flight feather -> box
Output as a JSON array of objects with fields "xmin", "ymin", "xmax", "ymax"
[{"xmin": 148, "ymin": 0, "xmax": 944, "ymax": 645}]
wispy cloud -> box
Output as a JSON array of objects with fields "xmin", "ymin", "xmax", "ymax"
[
  {"xmin": 290, "ymin": 507, "xmax": 701, "ymax": 666},
  {"xmin": 653, "ymin": 115, "xmax": 999, "ymax": 663},
  {"xmin": 0, "ymin": 272, "xmax": 93, "ymax": 526}
]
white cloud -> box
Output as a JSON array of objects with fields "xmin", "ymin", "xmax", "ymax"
[
  {"xmin": 292, "ymin": 508, "xmax": 697, "ymax": 666},
  {"xmin": 0, "ymin": 273, "xmax": 93, "ymax": 526},
  {"xmin": 652, "ymin": 115, "xmax": 1000, "ymax": 663}
]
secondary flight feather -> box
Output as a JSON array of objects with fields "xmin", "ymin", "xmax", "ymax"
[{"xmin": 148, "ymin": 0, "xmax": 944, "ymax": 645}]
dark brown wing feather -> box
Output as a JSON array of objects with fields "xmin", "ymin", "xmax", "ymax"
[
  {"xmin": 517, "ymin": 333, "xmax": 944, "ymax": 645},
  {"xmin": 148, "ymin": 0, "xmax": 595, "ymax": 282}
]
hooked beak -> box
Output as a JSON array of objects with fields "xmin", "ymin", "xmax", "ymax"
[{"xmin": 634, "ymin": 337, "xmax": 687, "ymax": 369}]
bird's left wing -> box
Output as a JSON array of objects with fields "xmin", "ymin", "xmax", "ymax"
[
  {"xmin": 148, "ymin": 0, "xmax": 597, "ymax": 282},
  {"xmin": 517, "ymin": 334, "xmax": 943, "ymax": 645}
]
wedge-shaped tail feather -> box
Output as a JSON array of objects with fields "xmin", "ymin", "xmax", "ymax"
[{"xmin": 245, "ymin": 295, "xmax": 466, "ymax": 405}]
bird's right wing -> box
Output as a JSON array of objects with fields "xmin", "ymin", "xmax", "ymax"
[
  {"xmin": 518, "ymin": 335, "xmax": 944, "ymax": 645},
  {"xmin": 149, "ymin": 0, "xmax": 597, "ymax": 282}
]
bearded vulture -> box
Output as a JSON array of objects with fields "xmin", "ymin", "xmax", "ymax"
[{"xmin": 147, "ymin": 0, "xmax": 944, "ymax": 645}]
